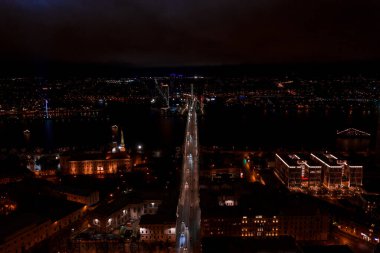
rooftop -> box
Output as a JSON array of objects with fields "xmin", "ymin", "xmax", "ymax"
[
  {"xmin": 27, "ymin": 195, "xmax": 85, "ymax": 221},
  {"xmin": 311, "ymin": 153, "xmax": 343, "ymax": 167},
  {"xmin": 276, "ymin": 154, "xmax": 301, "ymax": 167},
  {"xmin": 54, "ymin": 185, "xmax": 98, "ymax": 197},
  {"xmin": 0, "ymin": 158, "xmax": 33, "ymax": 178},
  {"xmin": 139, "ymin": 212, "xmax": 176, "ymax": 225},
  {"xmin": 296, "ymin": 154, "xmax": 321, "ymax": 167},
  {"xmin": 0, "ymin": 213, "xmax": 49, "ymax": 242},
  {"xmin": 2, "ymin": 180, "xmax": 85, "ymax": 221},
  {"xmin": 201, "ymin": 183, "xmax": 327, "ymax": 218},
  {"xmin": 302, "ymin": 245, "xmax": 354, "ymax": 253},
  {"xmin": 276, "ymin": 153, "xmax": 323, "ymax": 167},
  {"xmin": 93, "ymin": 195, "xmax": 143, "ymax": 217},
  {"xmin": 337, "ymin": 128, "xmax": 371, "ymax": 137},
  {"xmin": 92, "ymin": 190, "xmax": 164, "ymax": 217},
  {"xmin": 66, "ymin": 151, "xmax": 130, "ymax": 162}
]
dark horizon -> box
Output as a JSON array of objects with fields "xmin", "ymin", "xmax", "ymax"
[{"xmin": 1, "ymin": 60, "xmax": 380, "ymax": 78}]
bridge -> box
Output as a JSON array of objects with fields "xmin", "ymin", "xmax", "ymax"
[{"xmin": 176, "ymin": 97, "xmax": 201, "ymax": 253}]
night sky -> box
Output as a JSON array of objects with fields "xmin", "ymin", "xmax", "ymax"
[{"xmin": 1, "ymin": 0, "xmax": 380, "ymax": 67}]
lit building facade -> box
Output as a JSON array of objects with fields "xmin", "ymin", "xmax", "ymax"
[
  {"xmin": 275, "ymin": 153, "xmax": 363, "ymax": 189},
  {"xmin": 60, "ymin": 152, "xmax": 132, "ymax": 175},
  {"xmin": 275, "ymin": 154, "xmax": 322, "ymax": 189},
  {"xmin": 139, "ymin": 218, "xmax": 176, "ymax": 243},
  {"xmin": 202, "ymin": 212, "xmax": 328, "ymax": 241},
  {"xmin": 296, "ymin": 154, "xmax": 323, "ymax": 187},
  {"xmin": 210, "ymin": 167, "xmax": 242, "ymax": 181},
  {"xmin": 91, "ymin": 198, "xmax": 161, "ymax": 233},
  {"xmin": 0, "ymin": 206, "xmax": 87, "ymax": 253},
  {"xmin": 348, "ymin": 165, "xmax": 363, "ymax": 187},
  {"xmin": 275, "ymin": 154, "xmax": 302, "ymax": 188},
  {"xmin": 200, "ymin": 167, "xmax": 242, "ymax": 182},
  {"xmin": 311, "ymin": 153, "xmax": 363, "ymax": 188},
  {"xmin": 62, "ymin": 190, "xmax": 99, "ymax": 206},
  {"xmin": 0, "ymin": 215, "xmax": 51, "ymax": 253}
]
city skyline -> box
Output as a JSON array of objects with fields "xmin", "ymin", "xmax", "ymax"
[
  {"xmin": 1, "ymin": 1, "xmax": 380, "ymax": 253},
  {"xmin": 0, "ymin": 75, "xmax": 379, "ymax": 253}
]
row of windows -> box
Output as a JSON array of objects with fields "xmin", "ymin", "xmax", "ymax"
[
  {"xmin": 141, "ymin": 229, "xmax": 173, "ymax": 234},
  {"xmin": 206, "ymin": 230, "xmax": 325, "ymax": 239},
  {"xmin": 141, "ymin": 235, "xmax": 173, "ymax": 239}
]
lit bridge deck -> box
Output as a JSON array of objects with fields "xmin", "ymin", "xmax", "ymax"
[{"xmin": 176, "ymin": 98, "xmax": 201, "ymax": 253}]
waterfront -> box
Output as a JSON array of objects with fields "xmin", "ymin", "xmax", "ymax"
[
  {"xmin": 0, "ymin": 105, "xmax": 378, "ymax": 151},
  {"xmin": 1, "ymin": 105, "xmax": 380, "ymax": 193}
]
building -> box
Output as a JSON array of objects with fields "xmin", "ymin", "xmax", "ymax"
[
  {"xmin": 200, "ymin": 182, "xmax": 329, "ymax": 241},
  {"xmin": 0, "ymin": 199, "xmax": 87, "ymax": 253},
  {"xmin": 139, "ymin": 214, "xmax": 176, "ymax": 243},
  {"xmin": 90, "ymin": 196, "xmax": 161, "ymax": 233},
  {"xmin": 275, "ymin": 153, "xmax": 363, "ymax": 190},
  {"xmin": 202, "ymin": 209, "xmax": 328, "ymax": 241},
  {"xmin": 56, "ymin": 186, "xmax": 100, "ymax": 206},
  {"xmin": 0, "ymin": 214, "xmax": 51, "ymax": 253},
  {"xmin": 200, "ymin": 167, "xmax": 242, "ymax": 181},
  {"xmin": 311, "ymin": 153, "xmax": 363, "ymax": 189},
  {"xmin": 0, "ymin": 166, "xmax": 32, "ymax": 185},
  {"xmin": 311, "ymin": 153, "xmax": 344, "ymax": 188},
  {"xmin": 275, "ymin": 154, "xmax": 322, "ymax": 189},
  {"xmin": 275, "ymin": 154, "xmax": 302, "ymax": 188},
  {"xmin": 302, "ymin": 245, "xmax": 354, "ymax": 253},
  {"xmin": 202, "ymin": 236, "xmax": 299, "ymax": 253},
  {"xmin": 336, "ymin": 128, "xmax": 371, "ymax": 153},
  {"xmin": 47, "ymin": 202, "xmax": 87, "ymax": 235},
  {"xmin": 138, "ymin": 196, "xmax": 177, "ymax": 244},
  {"xmin": 60, "ymin": 152, "xmax": 132, "ymax": 175},
  {"xmin": 296, "ymin": 154, "xmax": 322, "ymax": 188}
]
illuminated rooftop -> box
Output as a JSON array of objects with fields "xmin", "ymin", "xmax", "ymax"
[
  {"xmin": 311, "ymin": 153, "xmax": 343, "ymax": 167},
  {"xmin": 337, "ymin": 128, "xmax": 371, "ymax": 137}
]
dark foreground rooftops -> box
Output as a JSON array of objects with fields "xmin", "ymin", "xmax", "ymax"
[
  {"xmin": 202, "ymin": 236, "xmax": 298, "ymax": 253},
  {"xmin": 302, "ymin": 245, "xmax": 354, "ymax": 253},
  {"xmin": 139, "ymin": 212, "xmax": 176, "ymax": 225},
  {"xmin": 0, "ymin": 213, "xmax": 49, "ymax": 242},
  {"xmin": 54, "ymin": 185, "xmax": 95, "ymax": 197}
]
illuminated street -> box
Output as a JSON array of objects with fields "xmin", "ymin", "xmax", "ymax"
[
  {"xmin": 332, "ymin": 227, "xmax": 375, "ymax": 253},
  {"xmin": 176, "ymin": 98, "xmax": 201, "ymax": 253}
]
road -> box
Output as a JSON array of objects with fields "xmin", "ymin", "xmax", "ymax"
[
  {"xmin": 332, "ymin": 227, "xmax": 375, "ymax": 253},
  {"xmin": 176, "ymin": 98, "xmax": 201, "ymax": 253}
]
